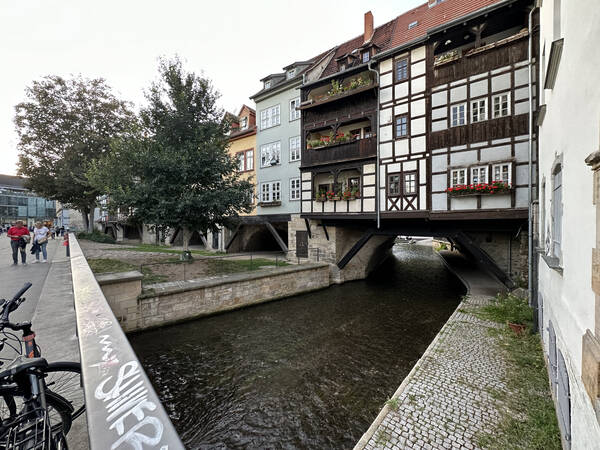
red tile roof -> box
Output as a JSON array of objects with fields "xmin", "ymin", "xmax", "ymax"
[{"xmin": 319, "ymin": 0, "xmax": 507, "ymax": 78}]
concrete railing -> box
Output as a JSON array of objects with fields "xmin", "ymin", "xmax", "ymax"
[{"xmin": 69, "ymin": 234, "xmax": 184, "ymax": 449}]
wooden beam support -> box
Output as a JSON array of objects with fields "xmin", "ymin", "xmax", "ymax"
[
  {"xmin": 320, "ymin": 223, "xmax": 329, "ymax": 241},
  {"xmin": 265, "ymin": 222, "xmax": 288, "ymax": 253},
  {"xmin": 337, "ymin": 230, "xmax": 374, "ymax": 270},
  {"xmin": 304, "ymin": 218, "xmax": 312, "ymax": 239},
  {"xmin": 224, "ymin": 224, "xmax": 241, "ymax": 251}
]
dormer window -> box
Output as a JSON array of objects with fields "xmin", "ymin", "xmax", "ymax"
[
  {"xmin": 362, "ymin": 51, "xmax": 370, "ymax": 63},
  {"xmin": 408, "ymin": 21, "xmax": 418, "ymax": 30},
  {"xmin": 339, "ymin": 63, "xmax": 346, "ymax": 72},
  {"xmin": 240, "ymin": 117, "xmax": 248, "ymax": 130},
  {"xmin": 264, "ymin": 80, "xmax": 271, "ymax": 89},
  {"xmin": 286, "ymin": 68, "xmax": 296, "ymax": 80}
]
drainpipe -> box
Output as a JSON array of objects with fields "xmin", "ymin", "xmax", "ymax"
[
  {"xmin": 527, "ymin": 3, "xmax": 539, "ymax": 304},
  {"xmin": 368, "ymin": 61, "xmax": 380, "ymax": 229}
]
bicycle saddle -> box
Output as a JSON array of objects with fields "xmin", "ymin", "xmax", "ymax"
[{"xmin": 0, "ymin": 356, "xmax": 48, "ymax": 380}]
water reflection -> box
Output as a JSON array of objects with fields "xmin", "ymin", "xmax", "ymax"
[{"xmin": 129, "ymin": 244, "xmax": 465, "ymax": 449}]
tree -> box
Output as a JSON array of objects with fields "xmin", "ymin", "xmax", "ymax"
[
  {"xmin": 15, "ymin": 76, "xmax": 134, "ymax": 232},
  {"xmin": 89, "ymin": 57, "xmax": 253, "ymax": 252}
]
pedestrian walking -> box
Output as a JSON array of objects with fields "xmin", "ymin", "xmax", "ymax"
[
  {"xmin": 31, "ymin": 222, "xmax": 49, "ymax": 263},
  {"xmin": 7, "ymin": 220, "xmax": 30, "ymax": 265}
]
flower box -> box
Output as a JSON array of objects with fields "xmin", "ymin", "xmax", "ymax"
[
  {"xmin": 315, "ymin": 196, "xmax": 326, "ymax": 202},
  {"xmin": 446, "ymin": 181, "xmax": 512, "ymax": 197}
]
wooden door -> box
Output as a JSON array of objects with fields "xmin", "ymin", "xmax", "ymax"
[{"xmin": 296, "ymin": 231, "xmax": 308, "ymax": 258}]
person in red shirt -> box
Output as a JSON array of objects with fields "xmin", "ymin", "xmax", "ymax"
[{"xmin": 7, "ymin": 221, "xmax": 30, "ymax": 265}]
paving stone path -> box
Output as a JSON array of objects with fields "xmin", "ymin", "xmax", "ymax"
[{"xmin": 360, "ymin": 295, "xmax": 508, "ymax": 450}]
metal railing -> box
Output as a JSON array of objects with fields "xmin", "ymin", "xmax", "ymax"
[{"xmin": 69, "ymin": 234, "xmax": 184, "ymax": 449}]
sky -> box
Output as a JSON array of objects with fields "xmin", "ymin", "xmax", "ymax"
[{"xmin": 0, "ymin": 0, "xmax": 424, "ymax": 175}]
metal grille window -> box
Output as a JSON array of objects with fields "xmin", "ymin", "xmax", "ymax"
[
  {"xmin": 395, "ymin": 58, "xmax": 408, "ymax": 82},
  {"xmin": 471, "ymin": 166, "xmax": 488, "ymax": 184},
  {"xmin": 289, "ymin": 136, "xmax": 301, "ymax": 162},
  {"xmin": 260, "ymin": 141, "xmax": 281, "ymax": 167},
  {"xmin": 404, "ymin": 172, "xmax": 417, "ymax": 195},
  {"xmin": 260, "ymin": 104, "xmax": 280, "ymax": 129},
  {"xmin": 471, "ymin": 98, "xmax": 487, "ymax": 123},
  {"xmin": 451, "ymin": 103, "xmax": 466, "ymax": 127},
  {"xmin": 552, "ymin": 165, "xmax": 562, "ymax": 259},
  {"xmin": 289, "ymin": 178, "xmax": 300, "ymax": 201},
  {"xmin": 388, "ymin": 174, "xmax": 401, "ymax": 196},
  {"xmin": 289, "ymin": 98, "xmax": 301, "ymax": 121},
  {"xmin": 492, "ymin": 163, "xmax": 511, "ymax": 184},
  {"xmin": 492, "ymin": 93, "xmax": 510, "ymax": 118},
  {"xmin": 451, "ymin": 168, "xmax": 467, "ymax": 187},
  {"xmin": 395, "ymin": 115, "xmax": 408, "ymax": 138}
]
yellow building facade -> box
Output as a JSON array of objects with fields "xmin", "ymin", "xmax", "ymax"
[{"xmin": 228, "ymin": 105, "xmax": 257, "ymax": 215}]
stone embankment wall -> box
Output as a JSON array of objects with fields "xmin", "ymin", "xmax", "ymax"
[{"xmin": 97, "ymin": 263, "xmax": 331, "ymax": 333}]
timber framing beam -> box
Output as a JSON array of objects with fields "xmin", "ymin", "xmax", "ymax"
[
  {"xmin": 304, "ymin": 218, "xmax": 312, "ymax": 239},
  {"xmin": 224, "ymin": 224, "xmax": 241, "ymax": 251},
  {"xmin": 337, "ymin": 230, "xmax": 374, "ymax": 270},
  {"xmin": 265, "ymin": 222, "xmax": 288, "ymax": 253}
]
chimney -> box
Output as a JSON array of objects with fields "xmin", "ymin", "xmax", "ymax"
[{"xmin": 364, "ymin": 11, "xmax": 374, "ymax": 44}]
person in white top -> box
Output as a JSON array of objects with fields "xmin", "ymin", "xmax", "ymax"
[{"xmin": 32, "ymin": 222, "xmax": 49, "ymax": 263}]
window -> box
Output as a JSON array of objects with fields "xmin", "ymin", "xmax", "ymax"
[
  {"xmin": 289, "ymin": 98, "xmax": 301, "ymax": 121},
  {"xmin": 264, "ymin": 80, "xmax": 271, "ymax": 89},
  {"xmin": 339, "ymin": 63, "xmax": 346, "ymax": 71},
  {"xmin": 260, "ymin": 105, "xmax": 280, "ymax": 129},
  {"xmin": 451, "ymin": 103, "xmax": 466, "ymax": 127},
  {"xmin": 348, "ymin": 177, "xmax": 360, "ymax": 190},
  {"xmin": 492, "ymin": 162, "xmax": 511, "ymax": 184},
  {"xmin": 260, "ymin": 181, "xmax": 281, "ymax": 203},
  {"xmin": 395, "ymin": 58, "xmax": 408, "ymax": 82},
  {"xmin": 289, "ymin": 136, "xmax": 301, "ymax": 162},
  {"xmin": 492, "ymin": 94, "xmax": 510, "ymax": 118},
  {"xmin": 290, "ymin": 178, "xmax": 301, "ymax": 201},
  {"xmin": 260, "ymin": 141, "xmax": 281, "ymax": 167},
  {"xmin": 388, "ymin": 174, "xmax": 401, "ymax": 196},
  {"xmin": 287, "ymin": 68, "xmax": 296, "ymax": 79},
  {"xmin": 552, "ymin": 164, "xmax": 562, "ymax": 259},
  {"xmin": 451, "ymin": 168, "xmax": 467, "ymax": 187},
  {"xmin": 395, "ymin": 115, "xmax": 408, "ymax": 138},
  {"xmin": 240, "ymin": 117, "xmax": 248, "ymax": 130},
  {"xmin": 408, "ymin": 21, "xmax": 418, "ymax": 30},
  {"xmin": 471, "ymin": 166, "xmax": 488, "ymax": 184},
  {"xmin": 404, "ymin": 172, "xmax": 417, "ymax": 195},
  {"xmin": 362, "ymin": 52, "xmax": 370, "ymax": 63},
  {"xmin": 237, "ymin": 149, "xmax": 253, "ymax": 172},
  {"xmin": 471, "ymin": 98, "xmax": 487, "ymax": 123}
]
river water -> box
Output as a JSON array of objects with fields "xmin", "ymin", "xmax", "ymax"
[{"xmin": 129, "ymin": 244, "xmax": 465, "ymax": 449}]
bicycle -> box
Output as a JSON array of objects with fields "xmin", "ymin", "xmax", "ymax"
[{"xmin": 0, "ymin": 282, "xmax": 85, "ymax": 449}]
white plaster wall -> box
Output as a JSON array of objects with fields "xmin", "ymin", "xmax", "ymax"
[{"xmin": 537, "ymin": 0, "xmax": 600, "ymax": 447}]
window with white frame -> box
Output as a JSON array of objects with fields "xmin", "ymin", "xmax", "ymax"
[
  {"xmin": 492, "ymin": 162, "xmax": 511, "ymax": 184},
  {"xmin": 404, "ymin": 172, "xmax": 417, "ymax": 195},
  {"xmin": 471, "ymin": 166, "xmax": 488, "ymax": 184},
  {"xmin": 264, "ymin": 80, "xmax": 271, "ymax": 89},
  {"xmin": 287, "ymin": 68, "xmax": 296, "ymax": 79},
  {"xmin": 451, "ymin": 168, "xmax": 467, "ymax": 187},
  {"xmin": 246, "ymin": 150, "xmax": 254, "ymax": 171},
  {"xmin": 471, "ymin": 98, "xmax": 487, "ymax": 123},
  {"xmin": 451, "ymin": 103, "xmax": 466, "ymax": 127},
  {"xmin": 552, "ymin": 164, "xmax": 562, "ymax": 258},
  {"xmin": 260, "ymin": 181, "xmax": 281, "ymax": 203},
  {"xmin": 289, "ymin": 98, "xmax": 301, "ymax": 121},
  {"xmin": 492, "ymin": 93, "xmax": 510, "ymax": 118},
  {"xmin": 362, "ymin": 51, "xmax": 370, "ymax": 63},
  {"xmin": 237, "ymin": 153, "xmax": 245, "ymax": 171},
  {"xmin": 260, "ymin": 105, "xmax": 280, "ymax": 129},
  {"xmin": 237, "ymin": 149, "xmax": 253, "ymax": 172},
  {"xmin": 240, "ymin": 117, "xmax": 248, "ymax": 130},
  {"xmin": 290, "ymin": 178, "xmax": 301, "ymax": 201},
  {"xmin": 289, "ymin": 136, "xmax": 301, "ymax": 162},
  {"xmin": 260, "ymin": 141, "xmax": 281, "ymax": 167}
]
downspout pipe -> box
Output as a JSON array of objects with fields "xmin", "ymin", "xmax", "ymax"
[
  {"xmin": 527, "ymin": 4, "xmax": 538, "ymax": 305},
  {"xmin": 368, "ymin": 61, "xmax": 380, "ymax": 229}
]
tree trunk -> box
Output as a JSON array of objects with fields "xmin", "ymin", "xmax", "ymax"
[
  {"xmin": 155, "ymin": 225, "xmax": 159, "ymax": 245},
  {"xmin": 182, "ymin": 226, "xmax": 191, "ymax": 252},
  {"xmin": 81, "ymin": 207, "xmax": 90, "ymax": 232}
]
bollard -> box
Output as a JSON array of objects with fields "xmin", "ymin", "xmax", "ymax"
[{"xmin": 63, "ymin": 232, "xmax": 70, "ymax": 257}]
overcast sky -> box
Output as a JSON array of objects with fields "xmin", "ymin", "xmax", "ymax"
[{"xmin": 0, "ymin": 0, "xmax": 423, "ymax": 175}]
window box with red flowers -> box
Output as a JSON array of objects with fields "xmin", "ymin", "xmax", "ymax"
[{"xmin": 446, "ymin": 181, "xmax": 512, "ymax": 196}]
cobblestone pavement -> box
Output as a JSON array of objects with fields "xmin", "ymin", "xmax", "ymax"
[{"xmin": 360, "ymin": 295, "xmax": 508, "ymax": 450}]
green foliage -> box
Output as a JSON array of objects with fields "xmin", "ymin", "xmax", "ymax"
[
  {"xmin": 88, "ymin": 57, "xmax": 253, "ymax": 248},
  {"xmin": 477, "ymin": 328, "xmax": 561, "ymax": 449},
  {"xmin": 114, "ymin": 243, "xmax": 223, "ymax": 256},
  {"xmin": 77, "ymin": 230, "xmax": 116, "ymax": 244},
  {"xmin": 87, "ymin": 258, "xmax": 135, "ymax": 273},
  {"xmin": 477, "ymin": 293, "xmax": 533, "ymax": 328},
  {"xmin": 15, "ymin": 75, "xmax": 134, "ymax": 230},
  {"xmin": 385, "ymin": 397, "xmax": 399, "ymax": 411}
]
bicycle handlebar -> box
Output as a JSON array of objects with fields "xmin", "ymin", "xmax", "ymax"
[
  {"xmin": 10, "ymin": 283, "xmax": 32, "ymax": 303},
  {"xmin": 1, "ymin": 282, "xmax": 32, "ymax": 323}
]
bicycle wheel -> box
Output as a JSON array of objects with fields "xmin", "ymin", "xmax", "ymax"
[{"xmin": 43, "ymin": 362, "xmax": 85, "ymax": 420}]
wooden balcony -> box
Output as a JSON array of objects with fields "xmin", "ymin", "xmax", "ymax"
[
  {"xmin": 301, "ymin": 137, "xmax": 376, "ymax": 168},
  {"xmin": 432, "ymin": 30, "xmax": 530, "ymax": 87}
]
